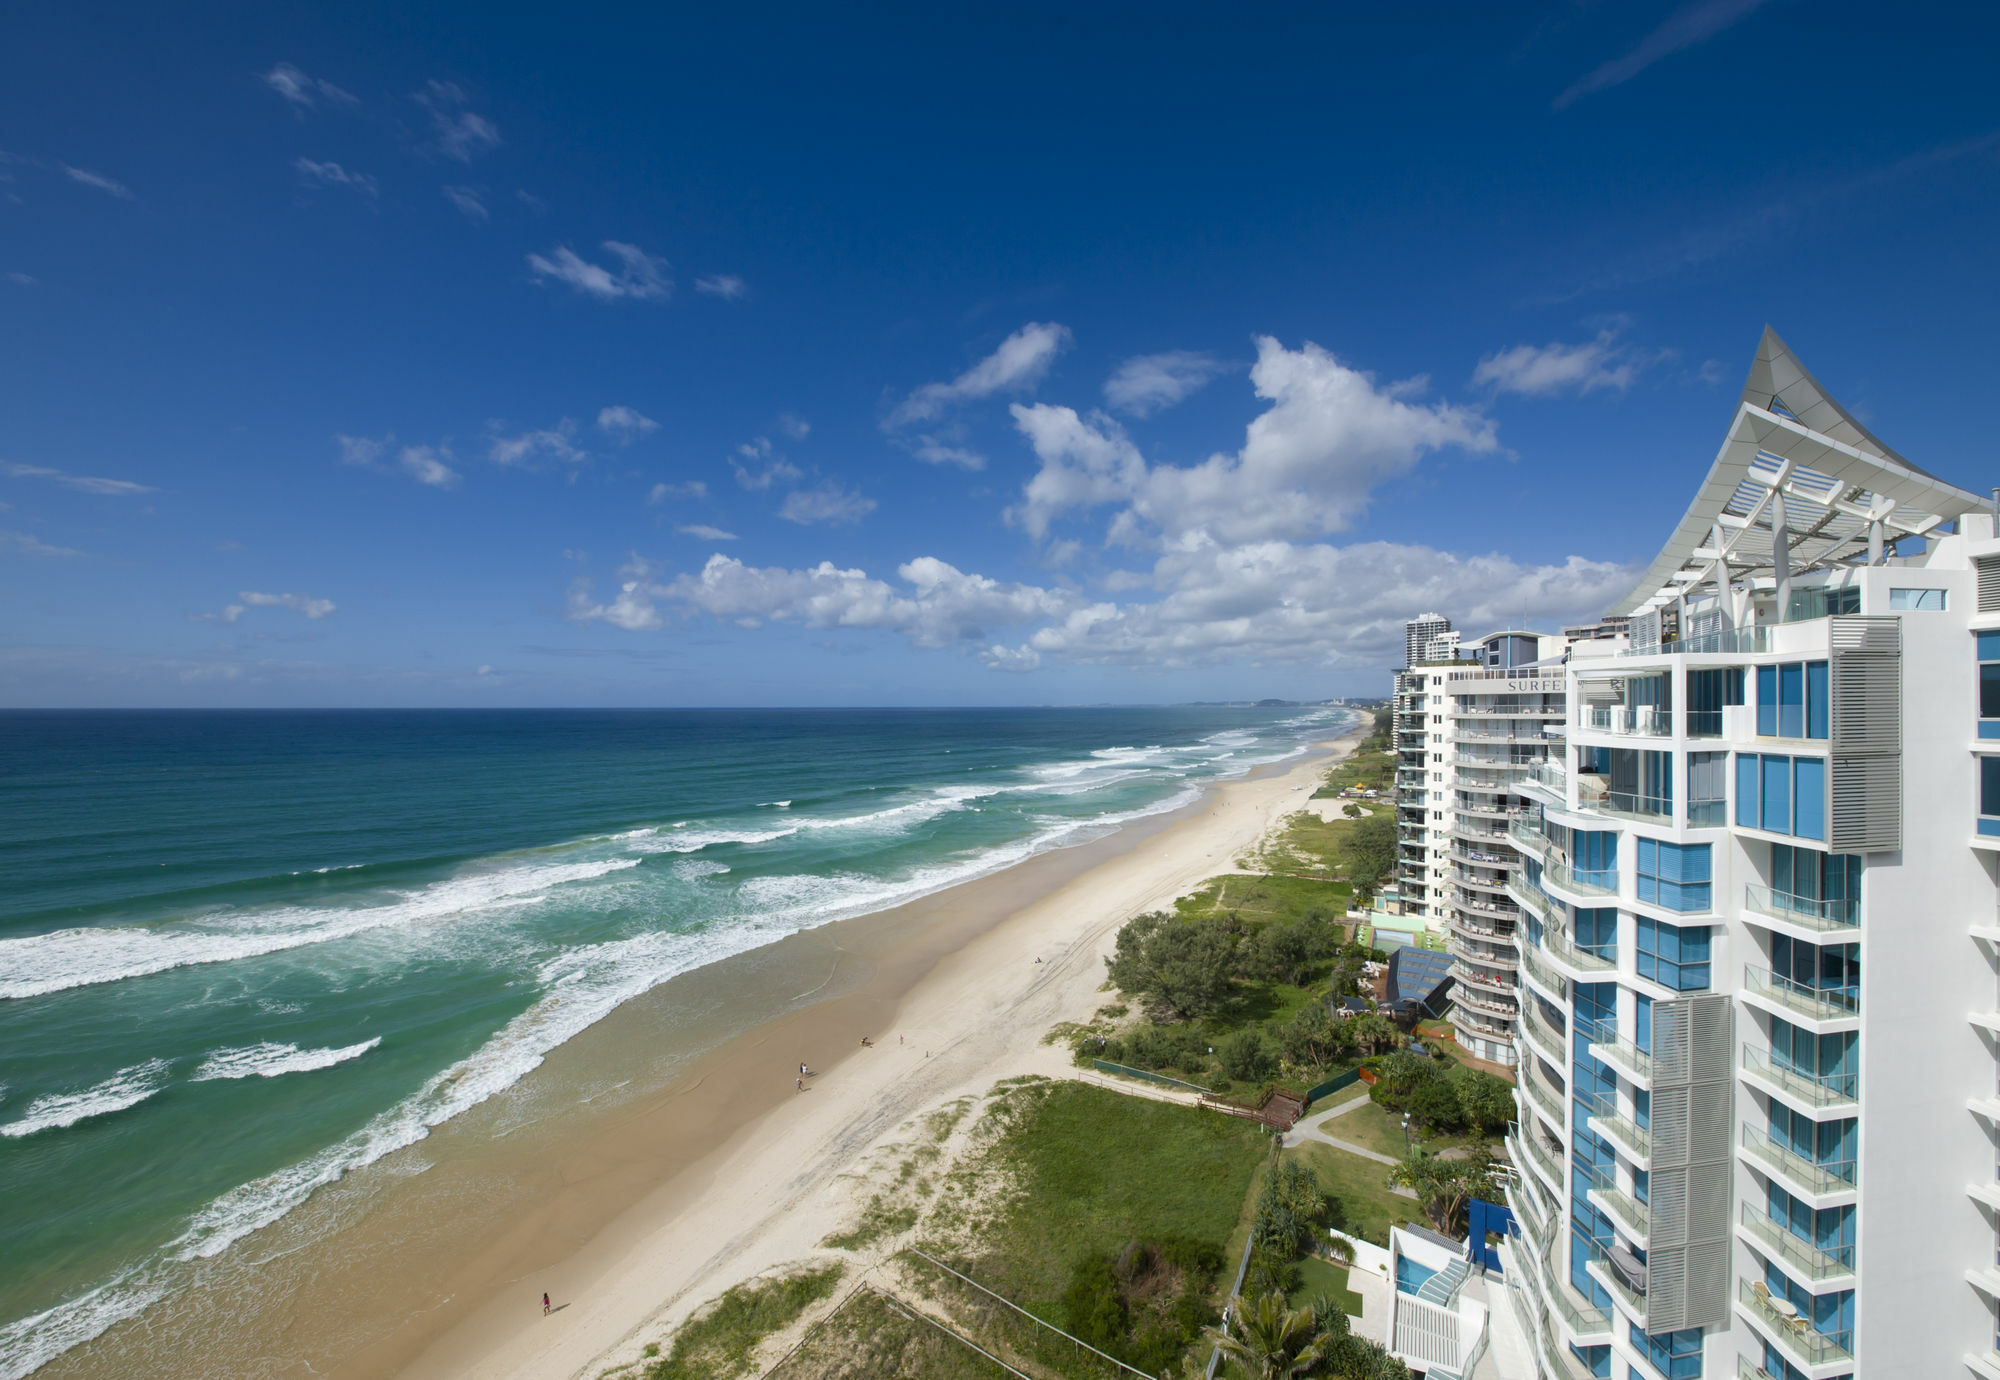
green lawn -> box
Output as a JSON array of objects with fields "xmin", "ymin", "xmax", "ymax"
[
  {"xmin": 1288, "ymin": 1255, "xmax": 1363, "ymax": 1321},
  {"xmin": 1280, "ymin": 1141, "xmax": 1423, "ymax": 1247},
  {"xmin": 1174, "ymin": 872, "xmax": 1353, "ymax": 924},
  {"xmin": 1319, "ymin": 1098, "xmax": 1472, "ymax": 1161}
]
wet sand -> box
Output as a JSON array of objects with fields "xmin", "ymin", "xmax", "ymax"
[{"xmin": 38, "ymin": 730, "xmax": 1360, "ymax": 1380}]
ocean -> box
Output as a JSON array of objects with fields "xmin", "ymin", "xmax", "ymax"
[{"xmin": 0, "ymin": 705, "xmax": 1347, "ymax": 1378}]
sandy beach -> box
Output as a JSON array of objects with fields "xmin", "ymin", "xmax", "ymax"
[{"xmin": 385, "ymin": 726, "xmax": 1364, "ymax": 1380}]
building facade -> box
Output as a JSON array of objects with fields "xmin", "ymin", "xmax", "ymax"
[{"xmin": 1499, "ymin": 328, "xmax": 2000, "ymax": 1380}]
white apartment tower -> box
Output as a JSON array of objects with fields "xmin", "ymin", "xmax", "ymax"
[
  {"xmin": 1409, "ymin": 613, "xmax": 1455, "ymax": 670},
  {"xmin": 1499, "ymin": 327, "xmax": 2000, "ymax": 1380}
]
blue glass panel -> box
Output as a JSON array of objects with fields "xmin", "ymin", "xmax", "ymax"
[
  {"xmin": 1806, "ymin": 661, "xmax": 1828, "ymax": 738},
  {"xmin": 1737, "ymin": 753, "xmax": 1758, "ymax": 827},
  {"xmin": 1762, "ymin": 754, "xmax": 1791, "ymax": 833},
  {"xmin": 1758, "ymin": 665, "xmax": 1777, "ymax": 736},
  {"xmin": 1980, "ymin": 721, "xmax": 2000, "ymax": 739},
  {"xmin": 1980, "ymin": 631, "xmax": 2000, "ymax": 662},
  {"xmin": 1780, "ymin": 662, "xmax": 1804, "ymax": 738},
  {"xmin": 1984, "ymin": 757, "xmax": 2000, "ymax": 818},
  {"xmin": 1794, "ymin": 757, "xmax": 1826, "ymax": 841}
]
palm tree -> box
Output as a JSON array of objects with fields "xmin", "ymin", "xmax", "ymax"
[
  {"xmin": 1202, "ymin": 1291, "xmax": 1327, "ymax": 1380},
  {"xmin": 1386, "ymin": 1147, "xmax": 1498, "ymax": 1237}
]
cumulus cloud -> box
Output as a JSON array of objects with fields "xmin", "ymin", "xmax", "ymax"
[
  {"xmin": 1009, "ymin": 335, "xmax": 1497, "ymax": 544},
  {"xmin": 195, "ymin": 590, "xmax": 338, "ymax": 622},
  {"xmin": 596, "ymin": 405, "xmax": 659, "ymax": 442},
  {"xmin": 0, "ymin": 529, "xmax": 83, "ymax": 557},
  {"xmin": 443, "ymin": 185, "xmax": 487, "ymax": 221},
  {"xmin": 1103, "ymin": 350, "xmax": 1230, "ymax": 416},
  {"xmin": 63, "ymin": 166, "xmax": 133, "ymax": 199},
  {"xmin": 677, "ymin": 524, "xmax": 738, "ymax": 541},
  {"xmin": 262, "ymin": 63, "xmax": 357, "ymax": 112},
  {"xmin": 695, "ymin": 274, "xmax": 747, "ymax": 299},
  {"xmin": 416, "ymin": 80, "xmax": 501, "ymax": 161},
  {"xmin": 1555, "ymin": 0, "xmax": 1770, "ymax": 109},
  {"xmin": 488, "ymin": 420, "xmax": 586, "ymax": 467},
  {"xmin": 527, "ymin": 242, "xmax": 670, "ymax": 302},
  {"xmin": 1, "ymin": 462, "xmax": 155, "ymax": 496},
  {"xmin": 780, "ymin": 482, "xmax": 876, "ymax": 526},
  {"xmin": 566, "ymin": 557, "xmax": 670, "ymax": 631},
  {"xmin": 294, "ymin": 158, "xmax": 378, "ymax": 199},
  {"xmin": 887, "ymin": 322, "xmax": 1072, "ymax": 429},
  {"xmin": 1472, "ymin": 328, "xmax": 1650, "ymax": 397}
]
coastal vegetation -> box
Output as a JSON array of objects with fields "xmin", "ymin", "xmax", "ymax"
[{"xmin": 642, "ymin": 1263, "xmax": 845, "ymax": 1380}]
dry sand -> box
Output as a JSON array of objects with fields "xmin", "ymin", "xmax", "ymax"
[{"xmin": 391, "ymin": 729, "xmax": 1366, "ymax": 1380}]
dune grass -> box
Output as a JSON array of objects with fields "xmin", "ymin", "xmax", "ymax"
[{"xmin": 646, "ymin": 1264, "xmax": 845, "ymax": 1380}]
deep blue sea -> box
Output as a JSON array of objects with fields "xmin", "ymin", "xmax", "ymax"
[{"xmin": 0, "ymin": 705, "xmax": 1346, "ymax": 1377}]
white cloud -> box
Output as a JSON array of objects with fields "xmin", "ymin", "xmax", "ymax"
[
  {"xmin": 488, "ymin": 420, "xmax": 586, "ymax": 467},
  {"xmin": 442, "ymin": 185, "xmax": 487, "ymax": 221},
  {"xmin": 63, "ymin": 166, "xmax": 133, "ymax": 200},
  {"xmin": 731, "ymin": 438, "xmax": 802, "ymax": 491},
  {"xmin": 262, "ymin": 63, "xmax": 357, "ymax": 112},
  {"xmin": 566, "ymin": 557, "xmax": 670, "ymax": 631},
  {"xmin": 1555, "ymin": 0, "xmax": 1770, "ymax": 109},
  {"xmin": 416, "ymin": 80, "xmax": 501, "ymax": 161},
  {"xmin": 887, "ymin": 322, "xmax": 1072, "ymax": 428},
  {"xmin": 910, "ymin": 437, "xmax": 986, "ymax": 471},
  {"xmin": 527, "ymin": 242, "xmax": 670, "ymax": 302},
  {"xmin": 780, "ymin": 482, "xmax": 875, "ymax": 526},
  {"xmin": 695, "ymin": 274, "xmax": 746, "ymax": 300},
  {"xmin": 8, "ymin": 272, "xmax": 39, "ymax": 286},
  {"xmin": 597, "ymin": 405, "xmax": 659, "ymax": 442},
  {"xmin": 647, "ymin": 480, "xmax": 707, "ymax": 504},
  {"xmin": 1009, "ymin": 335, "xmax": 1497, "ymax": 545},
  {"xmin": 195, "ymin": 590, "xmax": 337, "ymax": 623},
  {"xmin": 777, "ymin": 413, "xmax": 810, "ymax": 440},
  {"xmin": 1, "ymin": 462, "xmax": 155, "ymax": 496},
  {"xmin": 335, "ymin": 434, "xmax": 385, "ymax": 468},
  {"xmin": 1471, "ymin": 328, "xmax": 1650, "ymax": 398},
  {"xmin": 294, "ymin": 158, "xmax": 378, "ymax": 199},
  {"xmin": 1103, "ymin": 350, "xmax": 1230, "ymax": 416},
  {"xmin": 399, "ymin": 445, "xmax": 459, "ymax": 488},
  {"xmin": 677, "ymin": 524, "xmax": 738, "ymax": 541},
  {"xmin": 0, "ymin": 529, "xmax": 82, "ymax": 557}
]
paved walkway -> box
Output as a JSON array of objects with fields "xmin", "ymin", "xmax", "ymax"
[{"xmin": 1286, "ymin": 1094, "xmax": 1419, "ymax": 1196}]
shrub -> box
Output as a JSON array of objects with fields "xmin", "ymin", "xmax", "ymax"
[
  {"xmin": 1106, "ymin": 912, "xmax": 1240, "ymax": 1019},
  {"xmin": 1279, "ymin": 1003, "xmax": 1352, "ymax": 1071},
  {"xmin": 1405, "ymin": 1074, "xmax": 1464, "ymax": 1133},
  {"xmin": 1218, "ymin": 1029, "xmax": 1275, "ymax": 1083},
  {"xmin": 1448, "ymin": 1065, "xmax": 1515, "ymax": 1136},
  {"xmin": 1060, "ymin": 1254, "xmax": 1128, "ymax": 1351}
]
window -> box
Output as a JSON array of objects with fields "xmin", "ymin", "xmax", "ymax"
[
  {"xmin": 1982, "ymin": 757, "xmax": 2000, "ymax": 837},
  {"xmin": 1574, "ymin": 830, "xmax": 1618, "ymax": 888},
  {"xmin": 1576, "ymin": 907, "xmax": 1617, "ymax": 960},
  {"xmin": 1687, "ymin": 752, "xmax": 1726, "ymax": 826},
  {"xmin": 1636, "ymin": 917, "xmax": 1711, "ymax": 990},
  {"xmin": 1889, "ymin": 587, "xmax": 1946, "ymax": 610},
  {"xmin": 1769, "ymin": 845, "xmax": 1861, "ymax": 922},
  {"xmin": 1769, "ymin": 1106, "xmax": 1856, "ymax": 1179},
  {"xmin": 1633, "ymin": 992, "xmax": 1653, "ymax": 1054},
  {"xmin": 1979, "ymin": 633, "xmax": 2000, "ymax": 740},
  {"xmin": 1685, "ymin": 668, "xmax": 1742, "ymax": 736},
  {"xmin": 1766, "ymin": 1181, "xmax": 1855, "ymax": 1268},
  {"xmin": 1637, "ymin": 839, "xmax": 1711, "ymax": 911},
  {"xmin": 1769, "ymin": 1017, "xmax": 1857, "ymax": 1098},
  {"xmin": 1567, "ymin": 1343, "xmax": 1610, "ymax": 1379},
  {"xmin": 1755, "ymin": 661, "xmax": 1829, "ymax": 739},
  {"xmin": 1629, "ymin": 1323, "xmax": 1704, "ymax": 1379},
  {"xmin": 1736, "ymin": 754, "xmax": 1827, "ymax": 840}
]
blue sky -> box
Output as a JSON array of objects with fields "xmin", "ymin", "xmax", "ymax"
[{"xmin": 3, "ymin": 1, "xmax": 1997, "ymax": 706}]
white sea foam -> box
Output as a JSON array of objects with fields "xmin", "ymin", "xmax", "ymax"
[
  {"xmin": 0, "ymin": 858, "xmax": 643, "ymax": 1001},
  {"xmin": 0, "ymin": 1060, "xmax": 171, "ymax": 1139},
  {"xmin": 671, "ymin": 859, "xmax": 731, "ymax": 881},
  {"xmin": 191, "ymin": 1039, "xmax": 381, "ymax": 1082},
  {"xmin": 625, "ymin": 825, "xmax": 800, "ymax": 854}
]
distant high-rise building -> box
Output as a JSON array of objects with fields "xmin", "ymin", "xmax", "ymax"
[{"xmin": 1406, "ymin": 613, "xmax": 1453, "ymax": 669}]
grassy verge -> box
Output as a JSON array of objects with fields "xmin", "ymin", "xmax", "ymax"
[
  {"xmin": 1288, "ymin": 1255, "xmax": 1363, "ymax": 1319},
  {"xmin": 647, "ymin": 1264, "xmax": 845, "ymax": 1380},
  {"xmin": 1320, "ymin": 1098, "xmax": 1474, "ymax": 1160},
  {"xmin": 764, "ymin": 1287, "xmax": 1012, "ymax": 1380},
  {"xmin": 1279, "ymin": 1141, "xmax": 1422, "ymax": 1248},
  {"xmin": 1174, "ymin": 872, "xmax": 1353, "ymax": 925}
]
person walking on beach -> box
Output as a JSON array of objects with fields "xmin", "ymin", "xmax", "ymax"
[
  {"xmin": 796, "ymin": 1075, "xmax": 803, "ymax": 1092},
  {"xmin": 542, "ymin": 1292, "xmax": 550, "ymax": 1316}
]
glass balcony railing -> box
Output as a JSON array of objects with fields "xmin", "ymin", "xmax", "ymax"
[
  {"xmin": 1620, "ymin": 625, "xmax": 1771, "ymax": 659},
  {"xmin": 1739, "ymin": 1202, "xmax": 1854, "ymax": 1281},
  {"xmin": 1574, "ymin": 779, "xmax": 1673, "ymax": 821},
  {"xmin": 1521, "ymin": 1068, "xmax": 1566, "ymax": 1125},
  {"xmin": 1522, "ymin": 761, "xmax": 1569, "ymax": 797},
  {"xmin": 1685, "ymin": 708, "xmax": 1723, "ymax": 738},
  {"xmin": 1580, "ymin": 1090, "xmax": 1652, "ymax": 1162},
  {"xmin": 1743, "ymin": 885, "xmax": 1860, "ymax": 934},
  {"xmin": 1543, "ymin": 856, "xmax": 1618, "ymax": 898},
  {"xmin": 1577, "ymin": 1161, "xmax": 1649, "ymax": 1238},
  {"xmin": 1580, "ymin": 705, "xmax": 1671, "ymax": 736},
  {"xmin": 1542, "ymin": 921, "xmax": 1616, "ymax": 974},
  {"xmin": 1742, "ymin": 1046, "xmax": 1858, "ymax": 1109},
  {"xmin": 1511, "ymin": 1128, "xmax": 1563, "ymax": 1189},
  {"xmin": 1519, "ymin": 945, "xmax": 1568, "ymax": 1000},
  {"xmin": 1738, "ymin": 1279, "xmax": 1853, "ymax": 1366},
  {"xmin": 1507, "ymin": 818, "xmax": 1552, "ymax": 859},
  {"xmin": 1740, "ymin": 1124, "xmax": 1856, "ymax": 1194},
  {"xmin": 1519, "ymin": 1001, "xmax": 1566, "ymax": 1062},
  {"xmin": 1579, "ymin": 1017, "xmax": 1652, "ymax": 1081},
  {"xmin": 1686, "ymin": 798, "xmax": 1727, "ymax": 827},
  {"xmin": 1744, "ymin": 965, "xmax": 1860, "ymax": 1023}
]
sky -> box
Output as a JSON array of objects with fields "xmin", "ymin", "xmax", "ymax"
[{"xmin": 3, "ymin": 1, "xmax": 1998, "ymax": 707}]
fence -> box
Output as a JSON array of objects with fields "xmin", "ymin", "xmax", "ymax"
[
  {"xmin": 1089, "ymin": 1060, "xmax": 1212, "ymax": 1094},
  {"xmin": 904, "ymin": 1249, "xmax": 1156, "ymax": 1379},
  {"xmin": 1303, "ymin": 1068, "xmax": 1361, "ymax": 1107}
]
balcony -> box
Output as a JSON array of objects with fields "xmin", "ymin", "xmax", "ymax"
[
  {"xmin": 1738, "ymin": 1202, "xmax": 1855, "ymax": 1284},
  {"xmin": 1451, "ymin": 985, "xmax": 1517, "ymax": 1018},
  {"xmin": 1520, "ymin": 1066, "xmax": 1566, "ymax": 1128},
  {"xmin": 1580, "ymin": 1018, "xmax": 1652, "ymax": 1084},
  {"xmin": 1507, "ymin": 818, "xmax": 1553, "ymax": 861},
  {"xmin": 1619, "ymin": 625, "xmax": 1771, "ymax": 658},
  {"xmin": 1519, "ymin": 945, "xmax": 1568, "ymax": 1002},
  {"xmin": 1739, "ymin": 1125, "xmax": 1856, "ymax": 1198},
  {"xmin": 1451, "ymin": 911, "xmax": 1517, "ymax": 942},
  {"xmin": 1519, "ymin": 1001, "xmax": 1566, "ymax": 1065},
  {"xmin": 1585, "ymin": 1253, "xmax": 1649, "ymax": 1326},
  {"xmin": 1741, "ymin": 1045, "xmax": 1858, "ymax": 1111},
  {"xmin": 1543, "ymin": 856, "xmax": 1618, "ymax": 901},
  {"xmin": 1518, "ymin": 760, "xmax": 1569, "ymax": 806},
  {"xmin": 1744, "ymin": 885, "xmax": 1860, "ymax": 937},
  {"xmin": 1448, "ymin": 936, "xmax": 1519, "ymax": 970},
  {"xmin": 1455, "ymin": 963, "xmax": 1516, "ymax": 997},
  {"xmin": 1687, "ymin": 797, "xmax": 1728, "ymax": 827},
  {"xmin": 1743, "ymin": 965, "xmax": 1860, "ymax": 1026},
  {"xmin": 1573, "ymin": 777, "xmax": 1673, "ymax": 823},
  {"xmin": 1541, "ymin": 921, "xmax": 1617, "ymax": 976},
  {"xmin": 1581, "ymin": 1092, "xmax": 1652, "ymax": 1165},
  {"xmin": 1579, "ymin": 704, "xmax": 1671, "ymax": 737},
  {"xmin": 1453, "ymin": 843, "xmax": 1516, "ymax": 868},
  {"xmin": 1457, "ymin": 892, "xmax": 1524, "ymax": 923},
  {"xmin": 1737, "ymin": 1279, "xmax": 1853, "ymax": 1370},
  {"xmin": 1509, "ymin": 1128, "xmax": 1564, "ymax": 1194},
  {"xmin": 1454, "ymin": 1004, "xmax": 1515, "ymax": 1040},
  {"xmin": 1580, "ymin": 1166, "xmax": 1649, "ymax": 1244}
]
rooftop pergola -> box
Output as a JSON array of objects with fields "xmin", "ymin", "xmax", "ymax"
[{"xmin": 1609, "ymin": 327, "xmax": 1988, "ymax": 618}]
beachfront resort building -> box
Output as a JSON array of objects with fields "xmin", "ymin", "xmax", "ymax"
[{"xmin": 1498, "ymin": 327, "xmax": 2000, "ymax": 1380}]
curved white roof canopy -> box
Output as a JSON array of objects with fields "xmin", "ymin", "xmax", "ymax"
[{"xmin": 1608, "ymin": 326, "xmax": 1988, "ymax": 617}]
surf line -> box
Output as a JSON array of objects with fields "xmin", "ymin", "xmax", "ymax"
[{"xmin": 793, "ymin": 946, "xmax": 846, "ymax": 1002}]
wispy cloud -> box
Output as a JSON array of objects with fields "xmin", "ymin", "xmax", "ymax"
[
  {"xmin": 647, "ymin": 480, "xmax": 707, "ymax": 505},
  {"xmin": 1, "ymin": 461, "xmax": 155, "ymax": 495},
  {"xmin": 442, "ymin": 185, "xmax": 487, "ymax": 221},
  {"xmin": 779, "ymin": 481, "xmax": 875, "ymax": 526},
  {"xmin": 694, "ymin": 274, "xmax": 747, "ymax": 300},
  {"xmin": 1555, "ymin": 0, "xmax": 1770, "ymax": 109},
  {"xmin": 1103, "ymin": 350, "xmax": 1231, "ymax": 417},
  {"xmin": 294, "ymin": 158, "xmax": 378, "ymax": 199},
  {"xmin": 488, "ymin": 420, "xmax": 586, "ymax": 467},
  {"xmin": 526, "ymin": 242, "xmax": 671, "ymax": 302},
  {"xmin": 1473, "ymin": 326, "xmax": 1655, "ymax": 397},
  {"xmin": 63, "ymin": 166, "xmax": 133, "ymax": 200},
  {"xmin": 0, "ymin": 529, "xmax": 83, "ymax": 557},
  {"xmin": 415, "ymin": 80, "xmax": 501, "ymax": 162},
  {"xmin": 886, "ymin": 322, "xmax": 1072, "ymax": 429},
  {"xmin": 730, "ymin": 437, "xmax": 802, "ymax": 491},
  {"xmin": 262, "ymin": 63, "xmax": 357, "ymax": 113},
  {"xmin": 596, "ymin": 405, "xmax": 659, "ymax": 443},
  {"xmin": 677, "ymin": 524, "xmax": 738, "ymax": 541},
  {"xmin": 193, "ymin": 590, "xmax": 337, "ymax": 623},
  {"xmin": 336, "ymin": 434, "xmax": 461, "ymax": 488},
  {"xmin": 7, "ymin": 272, "xmax": 38, "ymax": 287}
]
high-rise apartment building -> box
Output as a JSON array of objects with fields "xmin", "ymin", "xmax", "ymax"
[
  {"xmin": 1499, "ymin": 328, "xmax": 2000, "ymax": 1380},
  {"xmin": 1408, "ymin": 613, "xmax": 1455, "ymax": 670}
]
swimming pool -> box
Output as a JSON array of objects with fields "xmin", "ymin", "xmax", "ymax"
[{"xmin": 1394, "ymin": 1255, "xmax": 1439, "ymax": 1296}]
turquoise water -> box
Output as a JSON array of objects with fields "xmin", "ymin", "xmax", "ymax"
[{"xmin": 0, "ymin": 705, "xmax": 1345, "ymax": 1376}]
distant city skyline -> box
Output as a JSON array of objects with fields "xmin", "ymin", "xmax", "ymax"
[{"xmin": 3, "ymin": 2, "xmax": 1998, "ymax": 706}]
